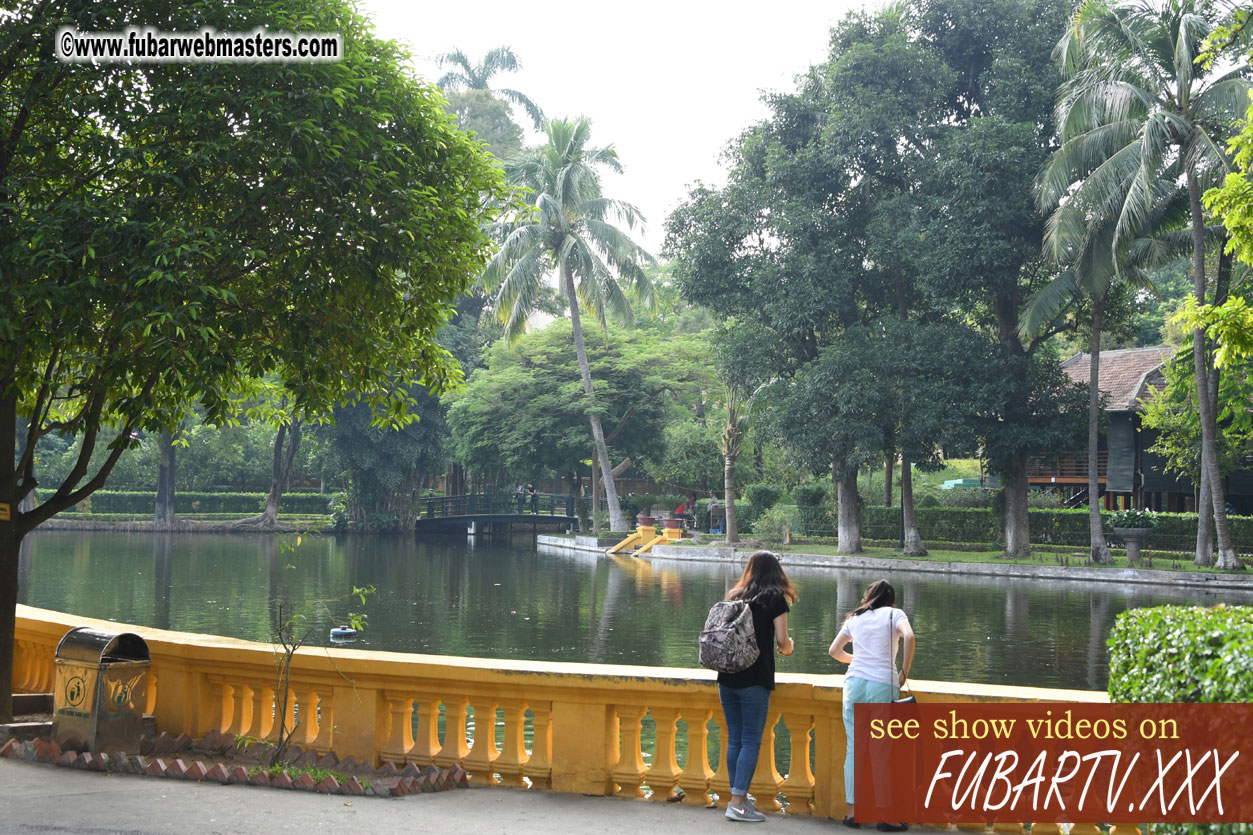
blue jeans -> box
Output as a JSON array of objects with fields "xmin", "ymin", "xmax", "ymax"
[
  {"xmin": 842, "ymin": 675, "xmax": 898, "ymax": 806},
  {"xmin": 719, "ymin": 683, "xmax": 772, "ymax": 796}
]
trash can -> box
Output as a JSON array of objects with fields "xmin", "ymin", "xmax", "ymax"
[{"xmin": 53, "ymin": 627, "xmax": 150, "ymax": 753}]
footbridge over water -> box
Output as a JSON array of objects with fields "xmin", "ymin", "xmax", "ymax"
[{"xmin": 413, "ymin": 492, "xmax": 577, "ymax": 535}]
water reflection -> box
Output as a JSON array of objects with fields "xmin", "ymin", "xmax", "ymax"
[{"xmin": 17, "ymin": 531, "xmax": 1252, "ymax": 690}]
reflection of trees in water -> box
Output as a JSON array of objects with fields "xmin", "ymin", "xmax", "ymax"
[
  {"xmin": 1085, "ymin": 593, "xmax": 1113, "ymax": 691},
  {"xmin": 152, "ymin": 534, "xmax": 173, "ymax": 632}
]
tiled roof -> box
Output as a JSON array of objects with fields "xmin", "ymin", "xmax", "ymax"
[{"xmin": 1060, "ymin": 346, "xmax": 1176, "ymax": 411}]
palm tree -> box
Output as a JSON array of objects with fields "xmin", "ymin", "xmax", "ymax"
[
  {"xmin": 1037, "ymin": 0, "xmax": 1251, "ymax": 569},
  {"xmin": 484, "ymin": 117, "xmax": 656, "ymax": 531},
  {"xmin": 1028, "ymin": 176, "xmax": 1188, "ymax": 564},
  {"xmin": 437, "ymin": 46, "xmax": 544, "ymax": 131}
]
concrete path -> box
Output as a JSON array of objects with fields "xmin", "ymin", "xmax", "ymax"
[{"xmin": 1, "ymin": 758, "xmax": 890, "ymax": 834}]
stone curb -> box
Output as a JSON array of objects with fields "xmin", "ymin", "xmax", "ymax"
[
  {"xmin": 0, "ymin": 731, "xmax": 471, "ymax": 800},
  {"xmin": 646, "ymin": 543, "xmax": 1253, "ymax": 591}
]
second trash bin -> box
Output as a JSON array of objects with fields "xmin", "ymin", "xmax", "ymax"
[{"xmin": 53, "ymin": 627, "xmax": 150, "ymax": 753}]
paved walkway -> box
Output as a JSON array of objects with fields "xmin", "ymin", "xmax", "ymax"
[{"xmin": 1, "ymin": 759, "xmax": 879, "ymax": 834}]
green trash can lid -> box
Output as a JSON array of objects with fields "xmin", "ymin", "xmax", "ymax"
[{"xmin": 55, "ymin": 627, "xmax": 150, "ymax": 663}]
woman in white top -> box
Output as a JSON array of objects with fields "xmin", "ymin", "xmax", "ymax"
[{"xmin": 828, "ymin": 580, "xmax": 915, "ymax": 831}]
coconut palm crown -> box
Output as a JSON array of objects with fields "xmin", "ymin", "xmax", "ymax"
[
  {"xmin": 437, "ymin": 46, "xmax": 545, "ymax": 131},
  {"xmin": 1033, "ymin": 0, "xmax": 1250, "ymax": 570},
  {"xmin": 483, "ymin": 116, "xmax": 656, "ymax": 531}
]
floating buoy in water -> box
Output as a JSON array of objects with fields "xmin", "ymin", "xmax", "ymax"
[{"xmin": 329, "ymin": 625, "xmax": 358, "ymax": 641}]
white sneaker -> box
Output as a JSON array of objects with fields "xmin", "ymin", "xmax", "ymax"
[{"xmin": 726, "ymin": 803, "xmax": 766, "ymax": 822}]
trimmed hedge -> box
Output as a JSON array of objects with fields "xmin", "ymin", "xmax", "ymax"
[
  {"xmin": 1108, "ymin": 605, "xmax": 1253, "ymax": 835},
  {"xmin": 46, "ymin": 490, "xmax": 333, "ymax": 515},
  {"xmin": 1108, "ymin": 605, "xmax": 1253, "ymax": 703},
  {"xmin": 848, "ymin": 506, "xmax": 1253, "ymax": 552}
]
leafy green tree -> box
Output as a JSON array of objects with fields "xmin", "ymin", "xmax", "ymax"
[
  {"xmin": 484, "ymin": 117, "xmax": 656, "ymax": 531},
  {"xmin": 1141, "ymin": 350, "xmax": 1253, "ymax": 565},
  {"xmin": 444, "ymin": 321, "xmax": 706, "ymax": 506},
  {"xmin": 1037, "ymin": 0, "xmax": 1251, "ymax": 569},
  {"xmin": 443, "ymin": 89, "xmax": 524, "ymax": 160},
  {"xmin": 437, "ymin": 46, "xmax": 544, "ymax": 131},
  {"xmin": 0, "ymin": 0, "xmax": 506, "ymax": 722}
]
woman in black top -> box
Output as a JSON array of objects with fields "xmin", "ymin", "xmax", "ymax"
[{"xmin": 717, "ymin": 551, "xmax": 797, "ymax": 822}]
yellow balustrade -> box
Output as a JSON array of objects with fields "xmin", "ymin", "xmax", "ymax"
[{"xmin": 13, "ymin": 603, "xmax": 1140, "ymax": 833}]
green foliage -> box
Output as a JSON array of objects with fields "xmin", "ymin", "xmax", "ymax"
[
  {"xmin": 443, "ymin": 89, "xmax": 524, "ymax": 159},
  {"xmin": 751, "ymin": 505, "xmax": 799, "ymax": 541},
  {"xmin": 936, "ymin": 487, "xmax": 995, "ymax": 508},
  {"xmin": 642, "ymin": 418, "xmax": 738, "ymax": 493},
  {"xmin": 436, "ymin": 46, "xmax": 544, "ymax": 130},
  {"xmin": 1108, "ymin": 605, "xmax": 1253, "ymax": 702},
  {"xmin": 1109, "ymin": 509, "xmax": 1157, "ymax": 529},
  {"xmin": 790, "ymin": 484, "xmax": 828, "ymax": 508},
  {"xmin": 445, "ymin": 321, "xmax": 704, "ymax": 484},
  {"xmin": 1109, "ymin": 602, "xmax": 1253, "ymax": 835},
  {"xmin": 1140, "ymin": 350, "xmax": 1253, "ymax": 482},
  {"xmin": 744, "ymin": 483, "xmax": 783, "ymax": 512},
  {"xmin": 2, "ymin": 0, "xmax": 508, "ymax": 554},
  {"xmin": 60, "ymin": 490, "xmax": 330, "ymax": 515}
]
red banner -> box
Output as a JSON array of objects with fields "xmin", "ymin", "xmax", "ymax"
[{"xmin": 854, "ymin": 703, "xmax": 1253, "ymax": 823}]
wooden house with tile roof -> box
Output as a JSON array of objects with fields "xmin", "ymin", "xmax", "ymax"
[{"xmin": 1029, "ymin": 345, "xmax": 1253, "ymax": 512}]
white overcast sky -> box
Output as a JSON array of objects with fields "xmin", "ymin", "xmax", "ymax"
[{"xmin": 357, "ymin": 0, "xmax": 875, "ymax": 253}]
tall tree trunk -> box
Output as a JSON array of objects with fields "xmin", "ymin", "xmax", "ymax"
[
  {"xmin": 563, "ymin": 265, "xmax": 626, "ymax": 531},
  {"xmin": 1002, "ymin": 452, "xmax": 1031, "ymax": 559},
  {"xmin": 1196, "ymin": 464, "xmax": 1215, "ymax": 567},
  {"xmin": 154, "ymin": 430, "xmax": 176, "ymax": 525},
  {"xmin": 1187, "ymin": 166, "xmax": 1241, "ymax": 570},
  {"xmin": 883, "ymin": 457, "xmax": 894, "ymax": 507},
  {"xmin": 590, "ymin": 448, "xmax": 600, "ymax": 535},
  {"xmin": 724, "ymin": 451, "xmax": 738, "ymax": 544},
  {"xmin": 1088, "ymin": 296, "xmax": 1113, "ymax": 564},
  {"xmin": 834, "ymin": 462, "xmax": 862, "ymax": 555},
  {"xmin": 900, "ymin": 459, "xmax": 926, "ymax": 556}
]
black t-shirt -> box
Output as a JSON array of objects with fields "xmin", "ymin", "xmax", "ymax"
[{"xmin": 716, "ymin": 588, "xmax": 791, "ymax": 691}]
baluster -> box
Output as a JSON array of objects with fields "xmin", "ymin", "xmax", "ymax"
[
  {"xmin": 411, "ymin": 696, "xmax": 442, "ymax": 765},
  {"xmin": 1110, "ymin": 825, "xmax": 1142, "ymax": 835},
  {"xmin": 269, "ymin": 684, "xmax": 297, "ymax": 743},
  {"xmin": 748, "ymin": 708, "xmax": 784, "ymax": 812},
  {"xmin": 780, "ymin": 711, "xmax": 815, "ymax": 815},
  {"xmin": 611, "ymin": 705, "xmax": 648, "ymax": 798},
  {"xmin": 462, "ymin": 699, "xmax": 500, "ymax": 785},
  {"xmin": 41, "ymin": 649, "xmax": 56, "ymax": 692},
  {"xmin": 495, "ymin": 698, "xmax": 529, "ymax": 787},
  {"xmin": 992, "ymin": 825, "xmax": 1024, "ymax": 835},
  {"xmin": 207, "ymin": 678, "xmax": 231, "ymax": 734},
  {"xmin": 710, "ymin": 712, "xmax": 732, "ymax": 807},
  {"xmin": 312, "ymin": 693, "xmax": 335, "ymax": 753},
  {"xmin": 294, "ymin": 686, "xmax": 320, "ymax": 749},
  {"xmin": 677, "ymin": 708, "xmax": 714, "ymax": 806},
  {"xmin": 646, "ymin": 707, "xmax": 682, "ymax": 801},
  {"xmin": 245, "ymin": 680, "xmax": 273, "ymax": 740},
  {"xmin": 523, "ymin": 702, "xmax": 553, "ymax": 790},
  {"xmin": 1028, "ymin": 824, "xmax": 1060, "ymax": 835},
  {"xmin": 13, "ymin": 641, "xmax": 28, "ymax": 691},
  {"xmin": 434, "ymin": 697, "xmax": 470, "ymax": 767},
  {"xmin": 1069, "ymin": 825, "xmax": 1100, "ymax": 835},
  {"xmin": 224, "ymin": 681, "xmax": 247, "ymax": 737},
  {"xmin": 380, "ymin": 692, "xmax": 415, "ymax": 764}
]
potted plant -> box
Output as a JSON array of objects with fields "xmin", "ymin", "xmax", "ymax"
[{"xmin": 1109, "ymin": 509, "xmax": 1156, "ymax": 566}]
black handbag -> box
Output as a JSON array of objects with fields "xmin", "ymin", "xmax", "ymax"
[{"xmin": 887, "ymin": 609, "xmax": 916, "ymax": 704}]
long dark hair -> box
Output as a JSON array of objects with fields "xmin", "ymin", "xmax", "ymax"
[
  {"xmin": 726, "ymin": 551, "xmax": 798, "ymax": 604},
  {"xmin": 843, "ymin": 579, "xmax": 895, "ymax": 622}
]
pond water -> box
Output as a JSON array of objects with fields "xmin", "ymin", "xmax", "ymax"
[{"xmin": 18, "ymin": 531, "xmax": 1251, "ymax": 691}]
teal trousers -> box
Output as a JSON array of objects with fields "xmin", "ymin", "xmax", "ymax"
[{"xmin": 842, "ymin": 675, "xmax": 898, "ymax": 806}]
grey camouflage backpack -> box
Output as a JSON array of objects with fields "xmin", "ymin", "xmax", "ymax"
[{"xmin": 699, "ymin": 597, "xmax": 759, "ymax": 673}]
